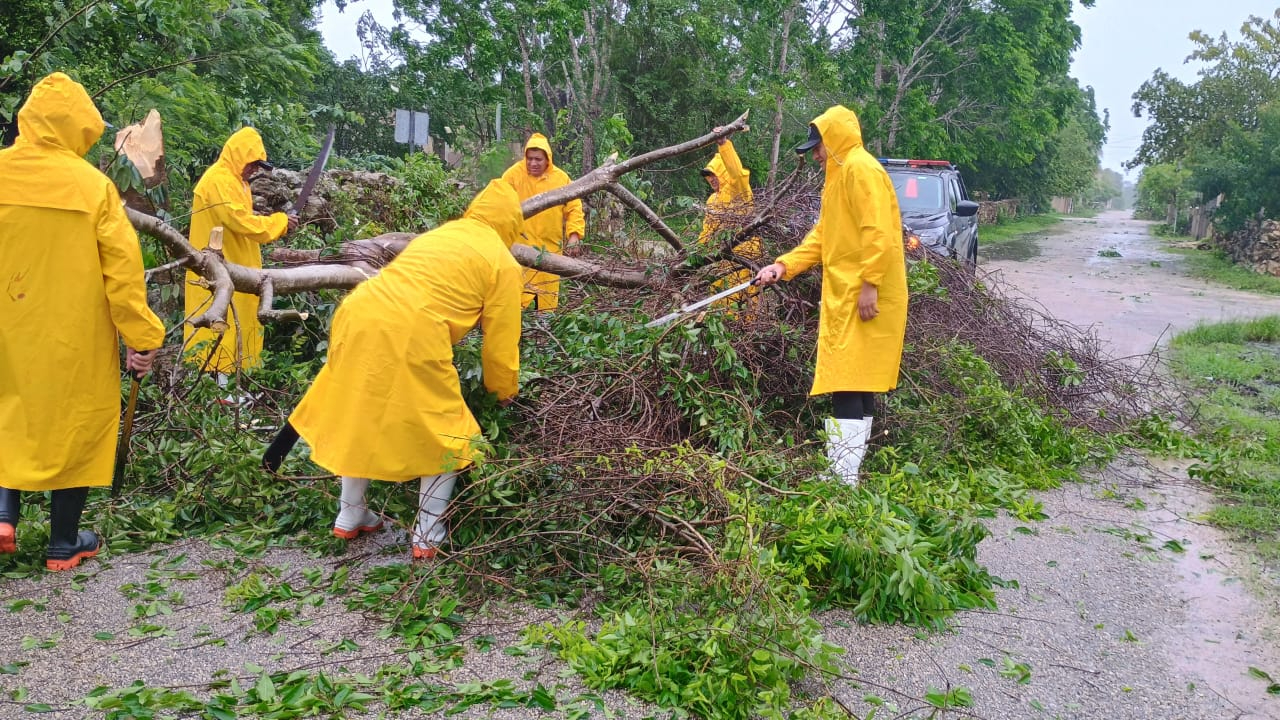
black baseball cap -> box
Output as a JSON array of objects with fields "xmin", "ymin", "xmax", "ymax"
[{"xmin": 793, "ymin": 124, "xmax": 821, "ymax": 154}]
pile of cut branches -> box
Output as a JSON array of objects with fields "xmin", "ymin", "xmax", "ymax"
[{"xmin": 411, "ymin": 190, "xmax": 1188, "ymax": 595}]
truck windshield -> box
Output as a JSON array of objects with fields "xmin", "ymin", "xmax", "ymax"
[{"xmin": 889, "ymin": 173, "xmax": 944, "ymax": 213}]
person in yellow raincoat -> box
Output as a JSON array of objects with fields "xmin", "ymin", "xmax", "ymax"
[
  {"xmin": 501, "ymin": 133, "xmax": 585, "ymax": 311},
  {"xmin": 755, "ymin": 105, "xmax": 906, "ymax": 485},
  {"xmin": 698, "ymin": 127, "xmax": 763, "ymax": 317},
  {"xmin": 183, "ymin": 127, "xmax": 296, "ymax": 398},
  {"xmin": 289, "ymin": 179, "xmax": 524, "ymax": 560},
  {"xmin": 0, "ymin": 73, "xmax": 166, "ymax": 571}
]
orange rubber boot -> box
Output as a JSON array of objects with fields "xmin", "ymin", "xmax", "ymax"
[
  {"xmin": 0, "ymin": 487, "xmax": 18, "ymax": 554},
  {"xmin": 45, "ymin": 487, "xmax": 100, "ymax": 571}
]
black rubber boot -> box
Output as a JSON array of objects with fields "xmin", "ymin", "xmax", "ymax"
[
  {"xmin": 0, "ymin": 487, "xmax": 18, "ymax": 554},
  {"xmin": 45, "ymin": 487, "xmax": 100, "ymax": 571}
]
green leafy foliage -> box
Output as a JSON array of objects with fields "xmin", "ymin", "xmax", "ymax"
[
  {"xmin": 1134, "ymin": 163, "xmax": 1193, "ymax": 226},
  {"xmin": 1, "ymin": 0, "xmax": 326, "ymax": 203},
  {"xmin": 0, "ymin": 248, "xmax": 1136, "ymax": 718},
  {"xmin": 0, "ymin": 5, "xmax": 1135, "ymax": 709},
  {"xmin": 529, "ymin": 571, "xmax": 841, "ymax": 720},
  {"xmin": 1169, "ymin": 317, "xmax": 1280, "ymax": 563},
  {"xmin": 1131, "ymin": 11, "xmax": 1280, "ymax": 230}
]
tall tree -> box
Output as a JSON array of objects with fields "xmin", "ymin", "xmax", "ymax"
[
  {"xmin": 1130, "ymin": 10, "xmax": 1280, "ymax": 229},
  {"xmin": 0, "ymin": 0, "xmax": 326, "ymax": 192}
]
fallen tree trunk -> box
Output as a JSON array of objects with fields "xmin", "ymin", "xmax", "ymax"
[
  {"xmin": 128, "ymin": 114, "xmax": 749, "ymax": 325},
  {"xmin": 268, "ymin": 233, "xmax": 654, "ymax": 288}
]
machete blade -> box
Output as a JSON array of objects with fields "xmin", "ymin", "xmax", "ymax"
[
  {"xmin": 644, "ymin": 279, "xmax": 756, "ymax": 329},
  {"xmin": 291, "ymin": 124, "xmax": 337, "ymax": 214}
]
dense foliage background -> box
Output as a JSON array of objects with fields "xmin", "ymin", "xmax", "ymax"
[{"xmin": 1, "ymin": 0, "xmax": 1111, "ymax": 211}]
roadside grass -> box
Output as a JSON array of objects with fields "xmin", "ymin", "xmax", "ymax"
[
  {"xmin": 1169, "ymin": 316, "xmax": 1280, "ymax": 564},
  {"xmin": 979, "ymin": 213, "xmax": 1062, "ymax": 247},
  {"xmin": 1151, "ymin": 226, "xmax": 1280, "ymax": 295}
]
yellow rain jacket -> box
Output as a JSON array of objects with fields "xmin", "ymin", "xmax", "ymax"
[
  {"xmin": 289, "ymin": 180, "xmax": 525, "ymax": 481},
  {"xmin": 500, "ymin": 133, "xmax": 585, "ymax": 311},
  {"xmin": 184, "ymin": 127, "xmax": 289, "ymax": 372},
  {"xmin": 0, "ymin": 72, "xmax": 165, "ymax": 491},
  {"xmin": 698, "ymin": 139, "xmax": 763, "ymax": 313},
  {"xmin": 698, "ymin": 138, "xmax": 753, "ymax": 245},
  {"xmin": 775, "ymin": 105, "xmax": 907, "ymax": 394}
]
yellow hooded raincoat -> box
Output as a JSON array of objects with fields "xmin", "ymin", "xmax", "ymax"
[
  {"xmin": 698, "ymin": 139, "xmax": 763, "ymax": 312},
  {"xmin": 699, "ymin": 139, "xmax": 753, "ymax": 245},
  {"xmin": 0, "ymin": 72, "xmax": 166, "ymax": 491},
  {"xmin": 184, "ymin": 128, "xmax": 289, "ymax": 372},
  {"xmin": 288, "ymin": 180, "xmax": 525, "ymax": 481},
  {"xmin": 776, "ymin": 105, "xmax": 907, "ymax": 394},
  {"xmin": 500, "ymin": 134, "xmax": 585, "ymax": 311}
]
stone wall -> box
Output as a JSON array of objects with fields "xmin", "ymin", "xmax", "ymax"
[
  {"xmin": 977, "ymin": 199, "xmax": 1019, "ymax": 225},
  {"xmin": 1217, "ymin": 219, "xmax": 1280, "ymax": 277}
]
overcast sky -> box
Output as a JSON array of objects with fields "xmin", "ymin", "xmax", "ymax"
[
  {"xmin": 1071, "ymin": 1, "xmax": 1275, "ymax": 179},
  {"xmin": 317, "ymin": 1, "xmax": 1277, "ymax": 179}
]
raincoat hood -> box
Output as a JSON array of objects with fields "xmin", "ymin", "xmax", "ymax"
[
  {"xmin": 704, "ymin": 153, "xmax": 749, "ymax": 186},
  {"xmin": 216, "ymin": 127, "xmax": 270, "ymax": 174},
  {"xmin": 464, "ymin": 179, "xmax": 525, "ymax": 248},
  {"xmin": 522, "ymin": 133, "xmax": 555, "ymax": 168},
  {"xmin": 15, "ymin": 72, "xmax": 104, "ymax": 157},
  {"xmin": 811, "ymin": 105, "xmax": 864, "ymax": 163}
]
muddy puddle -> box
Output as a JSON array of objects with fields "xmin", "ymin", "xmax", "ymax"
[{"xmin": 980, "ymin": 233, "xmax": 1045, "ymax": 261}]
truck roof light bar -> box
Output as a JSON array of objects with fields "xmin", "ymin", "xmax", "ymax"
[{"xmin": 878, "ymin": 158, "xmax": 955, "ymax": 168}]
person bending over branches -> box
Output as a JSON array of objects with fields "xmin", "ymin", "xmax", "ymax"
[{"xmin": 287, "ymin": 180, "xmax": 525, "ymax": 560}]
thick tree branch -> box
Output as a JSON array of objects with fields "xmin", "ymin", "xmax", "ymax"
[
  {"xmin": 267, "ymin": 233, "xmax": 652, "ymax": 288},
  {"xmin": 522, "ymin": 112, "xmax": 749, "ymax": 217},
  {"xmin": 188, "ymin": 249, "xmax": 233, "ymax": 330},
  {"xmin": 604, "ymin": 183, "xmax": 684, "ymax": 254},
  {"xmin": 257, "ymin": 276, "xmax": 307, "ymax": 323},
  {"xmin": 128, "ymin": 206, "xmax": 372, "ymax": 296}
]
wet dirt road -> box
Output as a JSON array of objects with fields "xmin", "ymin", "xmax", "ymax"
[
  {"xmin": 984, "ymin": 211, "xmax": 1280, "ymax": 357},
  {"xmin": 825, "ymin": 212, "xmax": 1280, "ymax": 720}
]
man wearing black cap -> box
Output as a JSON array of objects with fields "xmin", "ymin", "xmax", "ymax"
[
  {"xmin": 754, "ymin": 106, "xmax": 907, "ymax": 485},
  {"xmin": 183, "ymin": 127, "xmax": 297, "ymax": 402}
]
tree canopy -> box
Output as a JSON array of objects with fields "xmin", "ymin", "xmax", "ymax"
[
  {"xmin": 1130, "ymin": 10, "xmax": 1280, "ymax": 230},
  {"xmin": 2, "ymin": 0, "xmax": 1105, "ymax": 211}
]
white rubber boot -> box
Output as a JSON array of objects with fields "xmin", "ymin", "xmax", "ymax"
[
  {"xmin": 333, "ymin": 476, "xmax": 382, "ymax": 539},
  {"xmin": 824, "ymin": 417, "xmax": 869, "ymax": 485},
  {"xmin": 413, "ymin": 472, "xmax": 458, "ymax": 559}
]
